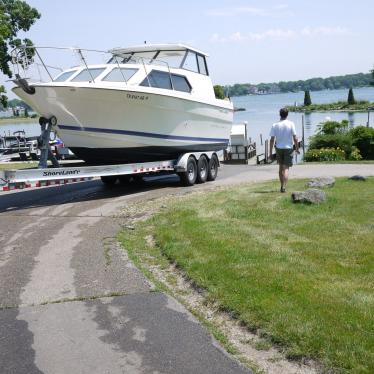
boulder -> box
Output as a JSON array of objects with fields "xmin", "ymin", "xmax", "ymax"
[
  {"xmin": 349, "ymin": 175, "xmax": 367, "ymax": 181},
  {"xmin": 306, "ymin": 177, "xmax": 335, "ymax": 189},
  {"xmin": 292, "ymin": 189, "xmax": 327, "ymax": 204}
]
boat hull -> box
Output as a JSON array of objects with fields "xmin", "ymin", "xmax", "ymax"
[{"xmin": 13, "ymin": 85, "xmax": 233, "ymax": 164}]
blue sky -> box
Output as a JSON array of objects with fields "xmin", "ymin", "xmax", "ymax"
[{"xmin": 3, "ymin": 0, "xmax": 374, "ymax": 95}]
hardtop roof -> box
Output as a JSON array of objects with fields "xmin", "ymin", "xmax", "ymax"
[{"xmin": 109, "ymin": 43, "xmax": 208, "ymax": 57}]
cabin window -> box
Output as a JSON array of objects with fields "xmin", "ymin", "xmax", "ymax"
[
  {"xmin": 171, "ymin": 74, "xmax": 191, "ymax": 93},
  {"xmin": 53, "ymin": 70, "xmax": 78, "ymax": 82},
  {"xmin": 182, "ymin": 51, "xmax": 199, "ymax": 73},
  {"xmin": 140, "ymin": 70, "xmax": 172, "ymax": 90},
  {"xmin": 103, "ymin": 68, "xmax": 138, "ymax": 82},
  {"xmin": 71, "ymin": 68, "xmax": 105, "ymax": 82},
  {"xmin": 197, "ymin": 54, "xmax": 208, "ymax": 76},
  {"xmin": 140, "ymin": 70, "xmax": 191, "ymax": 93}
]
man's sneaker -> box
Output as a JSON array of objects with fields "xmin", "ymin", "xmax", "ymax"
[{"xmin": 280, "ymin": 187, "xmax": 286, "ymax": 193}]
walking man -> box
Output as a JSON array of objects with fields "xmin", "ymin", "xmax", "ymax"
[{"xmin": 269, "ymin": 108, "xmax": 299, "ymax": 192}]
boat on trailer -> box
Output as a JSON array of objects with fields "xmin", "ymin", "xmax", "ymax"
[{"xmin": 11, "ymin": 44, "xmax": 233, "ymax": 165}]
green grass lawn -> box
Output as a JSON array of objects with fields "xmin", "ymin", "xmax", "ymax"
[
  {"xmin": 288, "ymin": 100, "xmax": 373, "ymax": 112},
  {"xmin": 119, "ymin": 178, "xmax": 374, "ymax": 373},
  {"xmin": 0, "ymin": 117, "xmax": 38, "ymax": 124},
  {"xmin": 0, "ymin": 162, "xmax": 37, "ymax": 171}
]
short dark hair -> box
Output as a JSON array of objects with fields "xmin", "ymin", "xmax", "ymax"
[{"xmin": 280, "ymin": 108, "xmax": 288, "ymax": 119}]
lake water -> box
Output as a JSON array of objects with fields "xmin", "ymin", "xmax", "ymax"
[
  {"xmin": 232, "ymin": 87, "xmax": 374, "ymax": 149},
  {"xmin": 1, "ymin": 87, "xmax": 374, "ymax": 149}
]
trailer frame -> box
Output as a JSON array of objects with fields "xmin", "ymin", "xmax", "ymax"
[{"xmin": 0, "ymin": 151, "xmax": 220, "ymax": 191}]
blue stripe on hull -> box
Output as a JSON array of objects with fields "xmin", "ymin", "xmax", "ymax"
[{"xmin": 58, "ymin": 124, "xmax": 229, "ymax": 143}]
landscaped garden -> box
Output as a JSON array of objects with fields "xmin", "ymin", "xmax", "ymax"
[{"xmin": 304, "ymin": 120, "xmax": 374, "ymax": 162}]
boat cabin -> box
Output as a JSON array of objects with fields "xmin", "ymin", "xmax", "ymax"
[{"xmin": 51, "ymin": 44, "xmax": 216, "ymax": 100}]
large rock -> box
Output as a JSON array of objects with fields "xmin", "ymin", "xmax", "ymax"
[
  {"xmin": 306, "ymin": 177, "xmax": 335, "ymax": 189},
  {"xmin": 349, "ymin": 175, "xmax": 367, "ymax": 181},
  {"xmin": 292, "ymin": 189, "xmax": 327, "ymax": 204}
]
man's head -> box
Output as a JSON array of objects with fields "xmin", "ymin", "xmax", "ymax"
[{"xmin": 280, "ymin": 107, "xmax": 288, "ymax": 120}]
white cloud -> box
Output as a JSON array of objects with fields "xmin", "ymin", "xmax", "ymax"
[
  {"xmin": 210, "ymin": 26, "xmax": 353, "ymax": 43},
  {"xmin": 301, "ymin": 26, "xmax": 352, "ymax": 37},
  {"xmin": 207, "ymin": 4, "xmax": 293, "ymax": 17}
]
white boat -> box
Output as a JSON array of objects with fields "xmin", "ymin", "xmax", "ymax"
[{"xmin": 12, "ymin": 44, "xmax": 233, "ymax": 164}]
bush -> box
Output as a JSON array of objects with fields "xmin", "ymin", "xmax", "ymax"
[
  {"xmin": 349, "ymin": 126, "xmax": 374, "ymax": 159},
  {"xmin": 305, "ymin": 147, "xmax": 346, "ymax": 161},
  {"xmin": 317, "ymin": 120, "xmax": 349, "ymax": 135},
  {"xmin": 309, "ymin": 133, "xmax": 353, "ymax": 156},
  {"xmin": 349, "ymin": 146, "xmax": 363, "ymax": 161},
  {"xmin": 214, "ymin": 85, "xmax": 225, "ymax": 99}
]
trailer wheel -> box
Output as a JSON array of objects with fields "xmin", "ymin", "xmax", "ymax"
[
  {"xmin": 179, "ymin": 156, "xmax": 197, "ymax": 186},
  {"xmin": 207, "ymin": 154, "xmax": 219, "ymax": 181},
  {"xmin": 196, "ymin": 155, "xmax": 208, "ymax": 183},
  {"xmin": 101, "ymin": 175, "xmax": 118, "ymax": 186}
]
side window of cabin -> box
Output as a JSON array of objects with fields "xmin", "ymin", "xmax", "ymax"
[
  {"xmin": 197, "ymin": 54, "xmax": 208, "ymax": 75},
  {"xmin": 140, "ymin": 70, "xmax": 191, "ymax": 93},
  {"xmin": 171, "ymin": 74, "xmax": 191, "ymax": 93},
  {"xmin": 140, "ymin": 70, "xmax": 172, "ymax": 89},
  {"xmin": 53, "ymin": 70, "xmax": 78, "ymax": 82},
  {"xmin": 103, "ymin": 68, "xmax": 138, "ymax": 82},
  {"xmin": 71, "ymin": 68, "xmax": 105, "ymax": 82}
]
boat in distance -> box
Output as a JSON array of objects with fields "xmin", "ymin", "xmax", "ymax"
[{"xmin": 12, "ymin": 44, "xmax": 233, "ymax": 165}]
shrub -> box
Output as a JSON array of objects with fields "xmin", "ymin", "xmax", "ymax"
[
  {"xmin": 214, "ymin": 85, "xmax": 225, "ymax": 99},
  {"xmin": 309, "ymin": 133, "xmax": 353, "ymax": 156},
  {"xmin": 349, "ymin": 146, "xmax": 363, "ymax": 161},
  {"xmin": 349, "ymin": 126, "xmax": 374, "ymax": 159},
  {"xmin": 305, "ymin": 147, "xmax": 346, "ymax": 161},
  {"xmin": 317, "ymin": 120, "xmax": 349, "ymax": 135}
]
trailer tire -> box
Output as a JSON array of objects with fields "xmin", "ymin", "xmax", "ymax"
[
  {"xmin": 196, "ymin": 155, "xmax": 208, "ymax": 183},
  {"xmin": 101, "ymin": 175, "xmax": 118, "ymax": 186},
  {"xmin": 207, "ymin": 154, "xmax": 219, "ymax": 181},
  {"xmin": 179, "ymin": 156, "xmax": 197, "ymax": 186}
]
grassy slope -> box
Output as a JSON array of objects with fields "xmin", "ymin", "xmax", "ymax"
[{"xmin": 120, "ymin": 178, "xmax": 374, "ymax": 373}]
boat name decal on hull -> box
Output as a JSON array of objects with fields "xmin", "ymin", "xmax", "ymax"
[{"xmin": 127, "ymin": 93, "xmax": 149, "ymax": 101}]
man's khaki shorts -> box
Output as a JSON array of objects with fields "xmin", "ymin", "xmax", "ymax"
[{"xmin": 276, "ymin": 148, "xmax": 294, "ymax": 166}]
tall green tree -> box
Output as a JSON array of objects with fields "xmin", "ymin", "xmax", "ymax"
[
  {"xmin": 304, "ymin": 90, "xmax": 312, "ymax": 106},
  {"xmin": 214, "ymin": 85, "xmax": 225, "ymax": 99},
  {"xmin": 0, "ymin": 0, "xmax": 40, "ymax": 107},
  {"xmin": 371, "ymin": 67, "xmax": 374, "ymax": 86},
  {"xmin": 347, "ymin": 88, "xmax": 356, "ymax": 105}
]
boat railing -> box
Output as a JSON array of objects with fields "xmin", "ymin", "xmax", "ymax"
[{"xmin": 10, "ymin": 45, "xmax": 175, "ymax": 89}]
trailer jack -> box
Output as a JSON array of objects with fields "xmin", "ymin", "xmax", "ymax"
[{"xmin": 38, "ymin": 116, "xmax": 60, "ymax": 169}]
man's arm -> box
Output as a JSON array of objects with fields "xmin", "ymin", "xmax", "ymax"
[
  {"xmin": 293, "ymin": 135, "xmax": 300, "ymax": 153},
  {"xmin": 269, "ymin": 136, "xmax": 275, "ymax": 158}
]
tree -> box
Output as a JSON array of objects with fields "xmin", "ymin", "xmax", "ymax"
[
  {"xmin": 304, "ymin": 90, "xmax": 312, "ymax": 106},
  {"xmin": 0, "ymin": 0, "xmax": 40, "ymax": 106},
  {"xmin": 371, "ymin": 67, "xmax": 374, "ymax": 86},
  {"xmin": 24, "ymin": 107, "xmax": 28, "ymax": 117},
  {"xmin": 347, "ymin": 88, "xmax": 356, "ymax": 105},
  {"xmin": 214, "ymin": 85, "xmax": 225, "ymax": 99}
]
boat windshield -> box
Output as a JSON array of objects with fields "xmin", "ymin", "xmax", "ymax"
[{"xmin": 108, "ymin": 50, "xmax": 186, "ymax": 69}]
